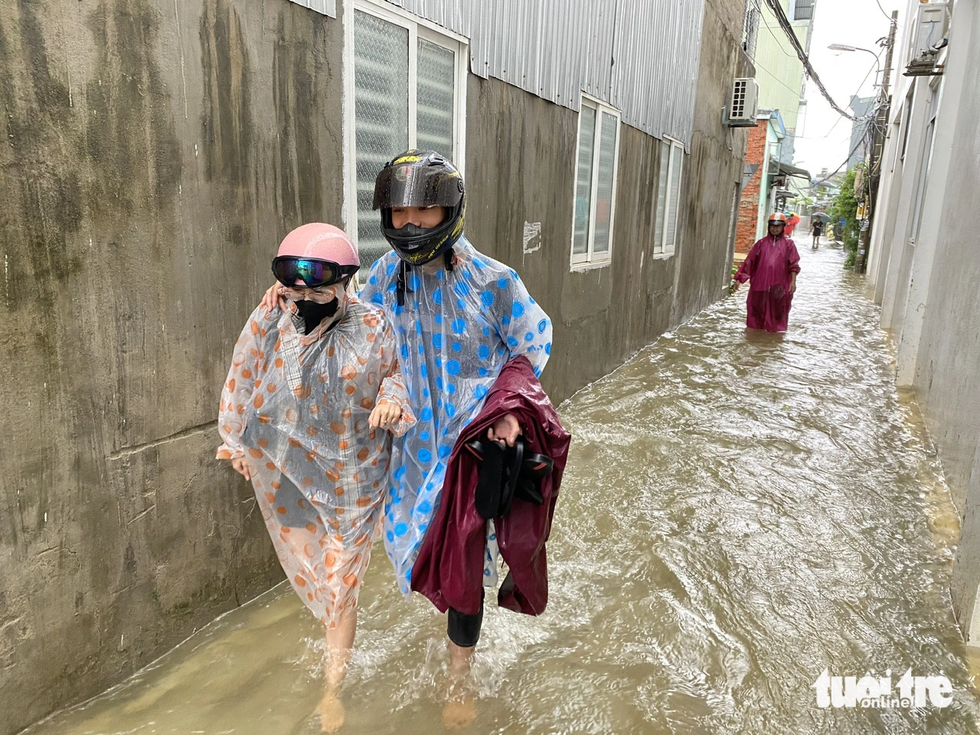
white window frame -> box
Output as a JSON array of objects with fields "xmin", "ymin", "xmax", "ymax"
[
  {"xmin": 899, "ymin": 88, "xmax": 914, "ymax": 163},
  {"xmin": 910, "ymin": 78, "xmax": 941, "ymax": 245},
  {"xmin": 654, "ymin": 137, "xmax": 685, "ymax": 258},
  {"xmin": 286, "ymin": 0, "xmax": 337, "ymax": 18},
  {"xmin": 570, "ymin": 93, "xmax": 621, "ymax": 270},
  {"xmin": 342, "ymin": 0, "xmax": 468, "ymax": 250}
]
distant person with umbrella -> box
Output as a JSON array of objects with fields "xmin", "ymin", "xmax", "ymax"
[{"xmin": 810, "ymin": 218, "xmax": 824, "ymax": 250}]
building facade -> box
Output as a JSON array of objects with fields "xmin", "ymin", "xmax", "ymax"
[
  {"xmin": 866, "ymin": 0, "xmax": 980, "ymax": 645},
  {"xmin": 734, "ymin": 110, "xmax": 786, "ymax": 254},
  {"xmin": 744, "ymin": 0, "xmax": 815, "ymax": 165},
  {"xmin": 0, "ymin": 0, "xmax": 753, "ymax": 730},
  {"xmin": 847, "ymin": 94, "xmax": 875, "ymax": 170},
  {"xmin": 735, "ymin": 0, "xmax": 814, "ymax": 254}
]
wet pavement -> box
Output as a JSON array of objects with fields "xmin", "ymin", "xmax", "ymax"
[{"xmin": 23, "ymin": 239, "xmax": 980, "ymax": 734}]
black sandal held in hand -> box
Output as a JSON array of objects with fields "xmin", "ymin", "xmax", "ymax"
[{"xmin": 464, "ymin": 436, "xmax": 554, "ymax": 519}]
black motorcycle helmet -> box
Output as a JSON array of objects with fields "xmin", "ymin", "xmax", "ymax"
[{"xmin": 372, "ymin": 150, "xmax": 466, "ymax": 266}]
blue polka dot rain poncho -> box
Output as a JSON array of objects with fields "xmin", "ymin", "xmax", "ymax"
[{"xmin": 360, "ymin": 237, "xmax": 553, "ymax": 594}]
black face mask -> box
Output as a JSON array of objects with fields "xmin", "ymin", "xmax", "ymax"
[
  {"xmin": 394, "ymin": 223, "xmax": 434, "ymax": 239},
  {"xmin": 295, "ymin": 298, "xmax": 338, "ymax": 334}
]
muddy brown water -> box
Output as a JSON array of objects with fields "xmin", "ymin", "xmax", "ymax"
[{"xmin": 23, "ymin": 243, "xmax": 980, "ymax": 734}]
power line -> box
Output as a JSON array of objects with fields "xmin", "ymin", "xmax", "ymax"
[
  {"xmin": 754, "ymin": 60, "xmax": 811, "ymax": 97},
  {"xmin": 812, "ymin": 123, "xmax": 877, "ymax": 185},
  {"xmin": 761, "ymin": 0, "xmax": 862, "ymax": 122},
  {"xmin": 796, "ymin": 54, "xmax": 882, "ymax": 141},
  {"xmin": 873, "ymin": 0, "xmax": 895, "ymax": 24},
  {"xmin": 759, "ymin": 7, "xmax": 801, "ymax": 59}
]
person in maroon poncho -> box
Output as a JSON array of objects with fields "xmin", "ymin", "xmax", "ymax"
[{"xmin": 732, "ymin": 212, "xmax": 801, "ymax": 332}]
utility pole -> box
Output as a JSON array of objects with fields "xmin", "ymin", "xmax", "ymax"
[{"xmin": 857, "ymin": 10, "xmax": 898, "ymax": 274}]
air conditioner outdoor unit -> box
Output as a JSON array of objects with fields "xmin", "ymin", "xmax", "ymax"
[
  {"xmin": 906, "ymin": 2, "xmax": 948, "ymax": 76},
  {"xmin": 727, "ymin": 78, "xmax": 759, "ymax": 126}
]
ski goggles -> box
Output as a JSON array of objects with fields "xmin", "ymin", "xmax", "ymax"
[{"xmin": 271, "ymin": 257, "xmax": 358, "ymax": 289}]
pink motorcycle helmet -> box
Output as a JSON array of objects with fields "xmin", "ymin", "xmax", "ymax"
[
  {"xmin": 276, "ymin": 223, "xmax": 358, "ymax": 265},
  {"xmin": 272, "ymin": 224, "xmax": 359, "ymax": 288}
]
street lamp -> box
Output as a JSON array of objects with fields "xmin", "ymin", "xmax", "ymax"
[
  {"xmin": 828, "ymin": 44, "xmax": 882, "ymax": 82},
  {"xmin": 829, "ymin": 11, "xmax": 899, "ymax": 273},
  {"xmin": 828, "ymin": 43, "xmax": 876, "ymax": 55}
]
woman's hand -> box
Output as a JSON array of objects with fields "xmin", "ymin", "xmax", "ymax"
[
  {"xmin": 260, "ymin": 282, "xmax": 288, "ymax": 314},
  {"xmin": 789, "ymin": 276, "xmax": 797, "ymax": 294},
  {"xmin": 231, "ymin": 456, "xmax": 252, "ymax": 481},
  {"xmin": 369, "ymin": 400, "xmax": 403, "ymax": 430},
  {"xmin": 487, "ymin": 413, "xmax": 522, "ymax": 447}
]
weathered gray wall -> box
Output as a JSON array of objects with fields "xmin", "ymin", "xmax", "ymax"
[
  {"xmin": 912, "ymin": 0, "xmax": 980, "ymax": 639},
  {"xmin": 464, "ymin": 76, "xmax": 682, "ymax": 405},
  {"xmin": 464, "ymin": 0, "xmax": 751, "ymax": 405},
  {"xmin": 673, "ymin": 0, "xmax": 752, "ymax": 324},
  {"xmin": 1, "ymin": 0, "xmax": 752, "ymax": 729},
  {"xmin": 0, "ymin": 1, "xmax": 344, "ymax": 732}
]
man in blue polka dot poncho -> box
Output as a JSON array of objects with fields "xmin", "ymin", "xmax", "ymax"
[{"xmin": 363, "ymin": 150, "xmax": 554, "ymax": 673}]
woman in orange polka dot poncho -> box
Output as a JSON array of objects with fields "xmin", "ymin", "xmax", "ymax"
[{"xmin": 216, "ymin": 224, "xmax": 415, "ymax": 715}]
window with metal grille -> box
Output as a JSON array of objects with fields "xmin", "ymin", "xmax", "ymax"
[
  {"xmin": 571, "ymin": 95, "xmax": 620, "ymax": 268},
  {"xmin": 654, "ymin": 138, "xmax": 684, "ymax": 257},
  {"xmin": 285, "ymin": 0, "xmax": 336, "ymax": 17},
  {"xmin": 349, "ymin": 3, "xmax": 466, "ymax": 267},
  {"xmin": 793, "ymin": 0, "xmax": 815, "ymax": 21},
  {"xmin": 742, "ymin": 0, "xmax": 760, "ymax": 59}
]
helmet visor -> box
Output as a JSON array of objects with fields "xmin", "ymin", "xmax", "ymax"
[
  {"xmin": 271, "ymin": 257, "xmax": 357, "ymax": 288},
  {"xmin": 373, "ymin": 162, "xmax": 463, "ymax": 211}
]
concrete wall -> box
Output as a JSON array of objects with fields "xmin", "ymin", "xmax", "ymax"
[
  {"xmin": 0, "ymin": 1, "xmax": 344, "ymax": 732},
  {"xmin": 674, "ymin": 0, "xmax": 753, "ymax": 320},
  {"xmin": 868, "ymin": 0, "xmax": 980, "ymax": 644},
  {"xmin": 877, "ymin": 86, "xmax": 931, "ymax": 332},
  {"xmin": 0, "ymin": 0, "xmax": 750, "ymax": 729},
  {"xmin": 464, "ymin": 76, "xmax": 680, "ymax": 405},
  {"xmin": 464, "ymin": 0, "xmax": 750, "ymax": 403},
  {"xmin": 866, "ymin": 109, "xmax": 907, "ymax": 304},
  {"xmin": 902, "ymin": 0, "xmax": 980, "ymax": 642}
]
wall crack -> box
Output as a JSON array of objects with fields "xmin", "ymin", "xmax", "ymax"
[{"xmin": 108, "ymin": 421, "xmax": 216, "ymax": 460}]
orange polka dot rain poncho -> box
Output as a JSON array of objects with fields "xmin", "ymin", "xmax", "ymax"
[{"xmin": 216, "ymin": 295, "xmax": 415, "ymax": 626}]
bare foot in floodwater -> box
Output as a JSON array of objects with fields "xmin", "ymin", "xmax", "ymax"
[
  {"xmin": 443, "ymin": 694, "xmax": 477, "ymax": 730},
  {"xmin": 318, "ymin": 689, "xmax": 345, "ymax": 733},
  {"xmin": 442, "ymin": 669, "xmax": 477, "ymax": 730}
]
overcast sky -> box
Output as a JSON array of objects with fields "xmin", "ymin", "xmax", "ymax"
[{"xmin": 793, "ymin": 0, "xmax": 907, "ymax": 176}]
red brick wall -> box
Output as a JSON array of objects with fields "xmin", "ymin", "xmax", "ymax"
[{"xmin": 734, "ymin": 123, "xmax": 768, "ymax": 254}]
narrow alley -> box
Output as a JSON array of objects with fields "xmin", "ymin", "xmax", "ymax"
[{"xmin": 24, "ymin": 242, "xmax": 979, "ymax": 734}]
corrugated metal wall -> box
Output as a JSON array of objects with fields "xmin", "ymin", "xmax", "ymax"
[{"xmin": 382, "ymin": 0, "xmax": 705, "ymax": 146}]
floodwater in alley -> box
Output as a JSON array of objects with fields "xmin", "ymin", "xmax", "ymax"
[{"xmin": 24, "ymin": 241, "xmax": 980, "ymax": 735}]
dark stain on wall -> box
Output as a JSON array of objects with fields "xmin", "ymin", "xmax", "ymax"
[
  {"xmin": 85, "ymin": 0, "xmax": 182, "ymax": 224},
  {"xmin": 200, "ymin": 0, "xmax": 254, "ymax": 245},
  {"xmin": 0, "ymin": 2, "xmax": 83, "ymax": 377},
  {"xmin": 273, "ymin": 14, "xmax": 297, "ymax": 224},
  {"xmin": 16, "ymin": 0, "xmax": 71, "ymax": 122},
  {"xmin": 272, "ymin": 10, "xmax": 324, "ymax": 226}
]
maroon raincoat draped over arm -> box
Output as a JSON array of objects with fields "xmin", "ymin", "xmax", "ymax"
[{"xmin": 410, "ymin": 356, "xmax": 571, "ymax": 616}]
